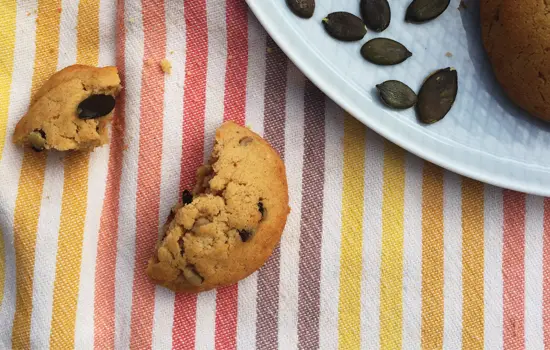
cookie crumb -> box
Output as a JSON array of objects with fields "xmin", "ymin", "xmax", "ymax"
[
  {"xmin": 160, "ymin": 58, "xmax": 172, "ymax": 74},
  {"xmin": 26, "ymin": 11, "xmax": 31, "ymax": 16},
  {"xmin": 145, "ymin": 58, "xmax": 154, "ymax": 67},
  {"xmin": 266, "ymin": 47, "xmax": 273, "ymax": 53},
  {"xmin": 129, "ymin": 18, "xmax": 135, "ymax": 24},
  {"xmin": 445, "ymin": 52, "xmax": 453, "ymax": 58},
  {"xmin": 123, "ymin": 144, "xmax": 129, "ymax": 151},
  {"xmin": 57, "ymin": 7, "xmax": 62, "ymax": 13},
  {"xmin": 170, "ymin": 50, "xmax": 175, "ymax": 55},
  {"xmin": 458, "ymin": 0, "xmax": 467, "ymax": 10}
]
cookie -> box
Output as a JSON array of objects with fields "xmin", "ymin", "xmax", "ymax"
[
  {"xmin": 481, "ymin": 0, "xmax": 550, "ymax": 121},
  {"xmin": 13, "ymin": 64, "xmax": 121, "ymax": 151},
  {"xmin": 147, "ymin": 122, "xmax": 290, "ymax": 293}
]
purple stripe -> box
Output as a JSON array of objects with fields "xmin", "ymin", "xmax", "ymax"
[
  {"xmin": 297, "ymin": 80, "xmax": 326, "ymax": 350},
  {"xmin": 255, "ymin": 36, "xmax": 288, "ymax": 350}
]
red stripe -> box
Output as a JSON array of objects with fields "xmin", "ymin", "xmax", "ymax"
[
  {"xmin": 542, "ymin": 198, "xmax": 550, "ymax": 348},
  {"xmin": 128, "ymin": 2, "xmax": 167, "ymax": 348},
  {"xmin": 214, "ymin": 2, "xmax": 248, "ymax": 349},
  {"xmin": 502, "ymin": 190, "xmax": 526, "ymax": 350},
  {"xmin": 93, "ymin": 0, "xmax": 126, "ymax": 347},
  {"xmin": 171, "ymin": 0, "xmax": 208, "ymax": 348}
]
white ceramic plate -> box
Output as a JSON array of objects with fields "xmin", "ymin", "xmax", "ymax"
[{"xmin": 247, "ymin": 0, "xmax": 550, "ymax": 196}]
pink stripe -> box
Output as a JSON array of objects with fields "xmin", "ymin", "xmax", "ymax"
[
  {"xmin": 128, "ymin": 1, "xmax": 167, "ymax": 348},
  {"xmin": 171, "ymin": 0, "xmax": 208, "ymax": 348},
  {"xmin": 93, "ymin": 0, "xmax": 126, "ymax": 347},
  {"xmin": 255, "ymin": 37, "xmax": 288, "ymax": 350},
  {"xmin": 213, "ymin": 2, "xmax": 249, "ymax": 349},
  {"xmin": 542, "ymin": 198, "xmax": 550, "ymax": 348},
  {"xmin": 502, "ymin": 190, "xmax": 526, "ymax": 350},
  {"xmin": 296, "ymin": 80, "xmax": 326, "ymax": 349}
]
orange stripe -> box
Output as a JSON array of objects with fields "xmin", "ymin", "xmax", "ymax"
[
  {"xmin": 49, "ymin": 0, "xmax": 99, "ymax": 347},
  {"xmin": 461, "ymin": 178, "xmax": 485, "ymax": 349},
  {"xmin": 420, "ymin": 163, "xmax": 445, "ymax": 349},
  {"xmin": 11, "ymin": 0, "xmax": 61, "ymax": 347}
]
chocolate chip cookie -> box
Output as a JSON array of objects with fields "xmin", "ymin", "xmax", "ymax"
[
  {"xmin": 13, "ymin": 64, "xmax": 121, "ymax": 151},
  {"xmin": 481, "ymin": 0, "xmax": 550, "ymax": 121},
  {"xmin": 147, "ymin": 122, "xmax": 290, "ymax": 293}
]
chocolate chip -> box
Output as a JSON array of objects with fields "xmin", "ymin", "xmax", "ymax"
[
  {"xmin": 182, "ymin": 190, "xmax": 193, "ymax": 205},
  {"xmin": 239, "ymin": 229, "xmax": 253, "ymax": 242},
  {"xmin": 258, "ymin": 202, "xmax": 265, "ymax": 218},
  {"xmin": 77, "ymin": 94, "xmax": 116, "ymax": 119},
  {"xmin": 178, "ymin": 237, "xmax": 185, "ymax": 254}
]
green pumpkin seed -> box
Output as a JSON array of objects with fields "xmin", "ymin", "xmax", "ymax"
[
  {"xmin": 286, "ymin": 0, "xmax": 315, "ymax": 19},
  {"xmin": 405, "ymin": 0, "xmax": 450, "ymax": 23},
  {"xmin": 322, "ymin": 12, "xmax": 367, "ymax": 42},
  {"xmin": 28, "ymin": 130, "xmax": 46, "ymax": 152},
  {"xmin": 417, "ymin": 67, "xmax": 458, "ymax": 124},
  {"xmin": 360, "ymin": 0, "xmax": 391, "ymax": 32},
  {"xmin": 361, "ymin": 38, "xmax": 412, "ymax": 66},
  {"xmin": 183, "ymin": 267, "xmax": 204, "ymax": 286},
  {"xmin": 376, "ymin": 80, "xmax": 417, "ymax": 109}
]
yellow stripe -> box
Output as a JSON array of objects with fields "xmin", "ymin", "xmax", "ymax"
[
  {"xmin": 420, "ymin": 163, "xmax": 445, "ymax": 349},
  {"xmin": 49, "ymin": 0, "xmax": 99, "ymax": 347},
  {"xmin": 461, "ymin": 178, "xmax": 485, "ymax": 349},
  {"xmin": 337, "ymin": 115, "xmax": 366, "ymax": 350},
  {"xmin": 0, "ymin": 0, "xmax": 18, "ymax": 307},
  {"xmin": 11, "ymin": 0, "xmax": 61, "ymax": 346},
  {"xmin": 379, "ymin": 141, "xmax": 406, "ymax": 350}
]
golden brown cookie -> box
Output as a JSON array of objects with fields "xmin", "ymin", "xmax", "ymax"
[
  {"xmin": 481, "ymin": 0, "xmax": 550, "ymax": 121},
  {"xmin": 13, "ymin": 64, "xmax": 121, "ymax": 151},
  {"xmin": 147, "ymin": 122, "xmax": 290, "ymax": 293}
]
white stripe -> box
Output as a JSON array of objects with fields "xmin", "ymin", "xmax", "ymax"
[
  {"xmin": 28, "ymin": 153, "xmax": 64, "ymax": 350},
  {"xmin": 318, "ymin": 100, "xmax": 344, "ymax": 350},
  {"xmin": 74, "ymin": 0, "xmax": 117, "ymax": 347},
  {"xmin": 194, "ymin": 291, "xmax": 217, "ymax": 350},
  {"xmin": 114, "ymin": 0, "xmax": 144, "ymax": 347},
  {"xmin": 243, "ymin": 13, "xmax": 266, "ymax": 136},
  {"xmin": 150, "ymin": 0, "xmax": 186, "ymax": 347},
  {"xmin": 484, "ymin": 185, "xmax": 504, "ymax": 350},
  {"xmin": 202, "ymin": 0, "xmax": 227, "ymax": 158},
  {"xmin": 360, "ymin": 129, "xmax": 384, "ymax": 350},
  {"xmin": 57, "ymin": 0, "xmax": 78, "ymax": 69},
  {"xmin": 401, "ymin": 154, "xmax": 423, "ymax": 350},
  {"xmin": 278, "ymin": 63, "xmax": 305, "ymax": 350},
  {"xmin": 0, "ymin": 0, "xmax": 38, "ymax": 345},
  {"xmin": 442, "ymin": 171, "xmax": 463, "ymax": 350},
  {"xmin": 525, "ymin": 195, "xmax": 544, "ymax": 350},
  {"xmin": 236, "ymin": 13, "xmax": 266, "ymax": 350}
]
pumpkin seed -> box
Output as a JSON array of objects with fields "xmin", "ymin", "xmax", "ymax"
[
  {"xmin": 416, "ymin": 68, "xmax": 458, "ymax": 124},
  {"xmin": 376, "ymin": 80, "xmax": 418, "ymax": 109},
  {"xmin": 361, "ymin": 38, "xmax": 412, "ymax": 65},
  {"xmin": 286, "ymin": 0, "xmax": 315, "ymax": 19},
  {"xmin": 183, "ymin": 267, "xmax": 204, "ymax": 286},
  {"xmin": 360, "ymin": 0, "xmax": 391, "ymax": 32},
  {"xmin": 77, "ymin": 94, "xmax": 116, "ymax": 119},
  {"xmin": 322, "ymin": 12, "xmax": 367, "ymax": 42},
  {"xmin": 28, "ymin": 130, "xmax": 46, "ymax": 152},
  {"xmin": 405, "ymin": 0, "xmax": 450, "ymax": 23}
]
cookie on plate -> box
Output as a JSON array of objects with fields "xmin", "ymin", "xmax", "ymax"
[
  {"xmin": 481, "ymin": 0, "xmax": 550, "ymax": 121},
  {"xmin": 13, "ymin": 64, "xmax": 121, "ymax": 151},
  {"xmin": 147, "ymin": 121, "xmax": 290, "ymax": 293}
]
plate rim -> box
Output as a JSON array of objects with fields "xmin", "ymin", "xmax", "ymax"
[{"xmin": 247, "ymin": 0, "xmax": 550, "ymax": 196}]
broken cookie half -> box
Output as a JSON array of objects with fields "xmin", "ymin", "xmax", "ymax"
[
  {"xmin": 147, "ymin": 121, "xmax": 290, "ymax": 293},
  {"xmin": 13, "ymin": 64, "xmax": 121, "ymax": 152}
]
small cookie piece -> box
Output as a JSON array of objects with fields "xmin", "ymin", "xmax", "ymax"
[
  {"xmin": 481, "ymin": 0, "xmax": 550, "ymax": 121},
  {"xmin": 147, "ymin": 122, "xmax": 290, "ymax": 293},
  {"xmin": 13, "ymin": 64, "xmax": 121, "ymax": 151}
]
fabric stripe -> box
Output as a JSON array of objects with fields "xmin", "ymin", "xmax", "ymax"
[
  {"xmin": 214, "ymin": 1, "xmax": 249, "ymax": 348},
  {"xmin": 318, "ymin": 101, "xmax": 344, "ymax": 350},
  {"xmin": 502, "ymin": 190, "xmax": 526, "ymax": 349},
  {"xmin": 10, "ymin": 0, "xmax": 62, "ymax": 345},
  {"xmin": 49, "ymin": 0, "xmax": 100, "ymax": 346},
  {"xmin": 255, "ymin": 37, "xmax": 287, "ymax": 350},
  {"xmin": 296, "ymin": 80, "xmax": 325, "ymax": 350},
  {"xmin": 127, "ymin": 0, "xmax": 167, "ymax": 346},
  {"xmin": 421, "ymin": 163, "xmax": 445, "ymax": 349},
  {"xmin": 0, "ymin": 0, "xmax": 17, "ymax": 158},
  {"xmin": 171, "ymin": 0, "xmax": 208, "ymax": 347},
  {"xmin": 338, "ymin": 115, "xmax": 366, "ymax": 349},
  {"xmin": 93, "ymin": 0, "xmax": 127, "ymax": 346},
  {"xmin": 378, "ymin": 142, "xmax": 406, "ymax": 350},
  {"xmin": 461, "ymin": 179, "xmax": 485, "ymax": 349},
  {"xmin": 524, "ymin": 195, "xmax": 544, "ymax": 350},
  {"xmin": 543, "ymin": 198, "xmax": 550, "ymax": 348}
]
